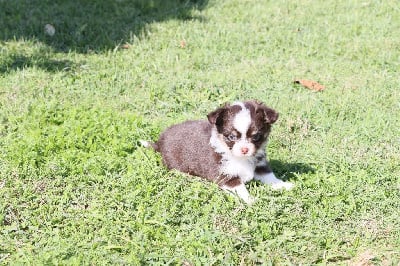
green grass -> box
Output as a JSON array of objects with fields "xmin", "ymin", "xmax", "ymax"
[{"xmin": 1, "ymin": 0, "xmax": 399, "ymax": 264}]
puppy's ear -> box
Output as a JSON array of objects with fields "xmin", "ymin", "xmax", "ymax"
[
  {"xmin": 263, "ymin": 107, "xmax": 279, "ymax": 124},
  {"xmin": 254, "ymin": 101, "xmax": 279, "ymax": 124},
  {"xmin": 207, "ymin": 107, "xmax": 226, "ymax": 126}
]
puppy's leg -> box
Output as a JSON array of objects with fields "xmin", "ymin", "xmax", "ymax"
[
  {"xmin": 254, "ymin": 156, "xmax": 294, "ymax": 190},
  {"xmin": 220, "ymin": 176, "xmax": 255, "ymax": 204}
]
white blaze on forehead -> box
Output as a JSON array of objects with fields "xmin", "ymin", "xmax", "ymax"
[{"xmin": 232, "ymin": 102, "xmax": 251, "ymax": 137}]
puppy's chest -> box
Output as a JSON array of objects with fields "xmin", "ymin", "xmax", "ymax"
[{"xmin": 220, "ymin": 156, "xmax": 256, "ymax": 183}]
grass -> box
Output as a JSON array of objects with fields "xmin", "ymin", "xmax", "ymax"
[{"xmin": 1, "ymin": 0, "xmax": 399, "ymax": 264}]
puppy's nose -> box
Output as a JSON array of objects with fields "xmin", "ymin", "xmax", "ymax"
[{"xmin": 241, "ymin": 147, "xmax": 249, "ymax": 154}]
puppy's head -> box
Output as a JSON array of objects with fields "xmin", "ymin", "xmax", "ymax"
[{"xmin": 207, "ymin": 100, "xmax": 278, "ymax": 158}]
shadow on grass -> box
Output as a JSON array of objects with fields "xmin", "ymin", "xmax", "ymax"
[
  {"xmin": 0, "ymin": 0, "xmax": 208, "ymax": 53},
  {"xmin": 0, "ymin": 53, "xmax": 76, "ymax": 74},
  {"xmin": 0, "ymin": 0, "xmax": 207, "ymax": 73},
  {"xmin": 269, "ymin": 159, "xmax": 316, "ymax": 182}
]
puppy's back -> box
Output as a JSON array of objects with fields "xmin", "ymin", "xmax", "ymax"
[{"xmin": 155, "ymin": 120, "xmax": 220, "ymax": 180}]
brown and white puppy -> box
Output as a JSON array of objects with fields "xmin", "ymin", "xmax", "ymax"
[{"xmin": 141, "ymin": 100, "xmax": 293, "ymax": 204}]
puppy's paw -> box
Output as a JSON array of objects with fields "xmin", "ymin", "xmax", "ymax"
[
  {"xmin": 238, "ymin": 191, "xmax": 256, "ymax": 205},
  {"xmin": 245, "ymin": 196, "xmax": 256, "ymax": 205},
  {"xmin": 271, "ymin": 181, "xmax": 294, "ymax": 190}
]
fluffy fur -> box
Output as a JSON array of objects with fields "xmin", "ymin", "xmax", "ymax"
[{"xmin": 143, "ymin": 100, "xmax": 293, "ymax": 204}]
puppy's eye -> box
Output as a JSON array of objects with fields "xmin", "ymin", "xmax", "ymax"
[
  {"xmin": 227, "ymin": 134, "xmax": 238, "ymax": 141},
  {"xmin": 251, "ymin": 133, "xmax": 262, "ymax": 142}
]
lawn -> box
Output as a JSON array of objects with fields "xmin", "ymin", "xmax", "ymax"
[{"xmin": 1, "ymin": 0, "xmax": 399, "ymax": 264}]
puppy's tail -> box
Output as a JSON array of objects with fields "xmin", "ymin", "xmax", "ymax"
[{"xmin": 139, "ymin": 140, "xmax": 159, "ymax": 151}]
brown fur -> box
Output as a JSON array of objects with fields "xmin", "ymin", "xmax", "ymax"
[{"xmin": 154, "ymin": 120, "xmax": 221, "ymax": 181}]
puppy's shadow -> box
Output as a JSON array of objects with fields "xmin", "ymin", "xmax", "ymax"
[{"xmin": 268, "ymin": 159, "xmax": 316, "ymax": 182}]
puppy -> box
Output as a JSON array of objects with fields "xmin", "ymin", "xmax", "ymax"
[{"xmin": 141, "ymin": 100, "xmax": 293, "ymax": 204}]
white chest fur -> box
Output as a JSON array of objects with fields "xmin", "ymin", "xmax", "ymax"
[{"xmin": 220, "ymin": 156, "xmax": 255, "ymax": 183}]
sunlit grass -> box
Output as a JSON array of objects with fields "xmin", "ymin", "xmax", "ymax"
[{"xmin": 1, "ymin": 0, "xmax": 399, "ymax": 264}]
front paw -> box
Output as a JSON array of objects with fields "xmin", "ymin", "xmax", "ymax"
[
  {"xmin": 245, "ymin": 195, "xmax": 256, "ymax": 205},
  {"xmin": 271, "ymin": 181, "xmax": 294, "ymax": 190}
]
